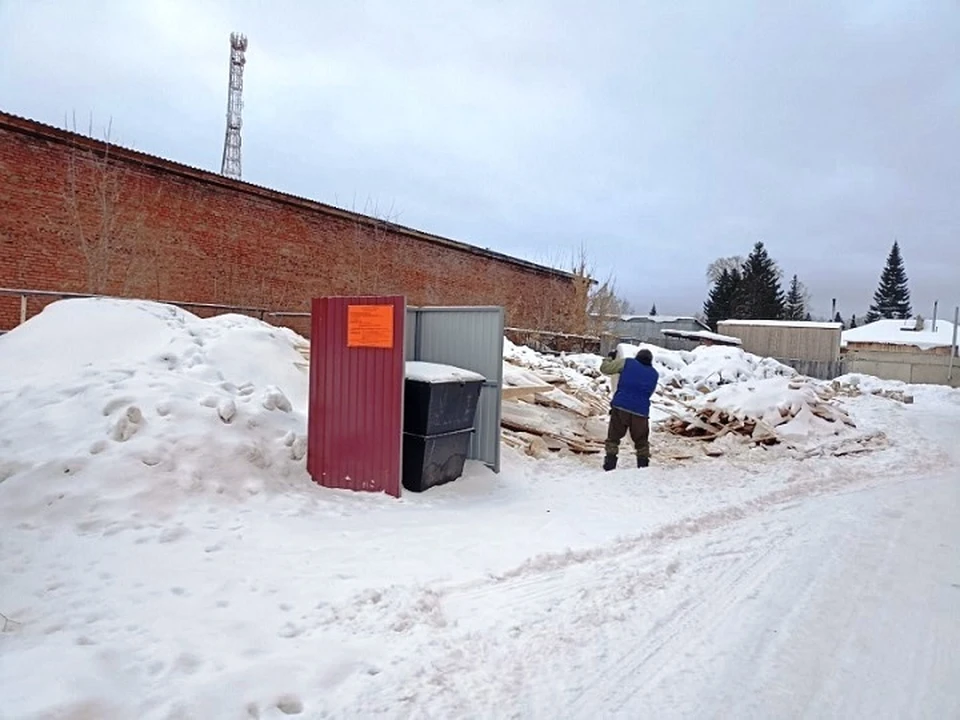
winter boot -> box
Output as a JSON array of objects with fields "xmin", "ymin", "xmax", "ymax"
[
  {"xmin": 637, "ymin": 456, "xmax": 650, "ymax": 468},
  {"xmin": 603, "ymin": 454, "xmax": 618, "ymax": 472}
]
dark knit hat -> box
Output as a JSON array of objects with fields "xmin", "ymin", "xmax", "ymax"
[{"xmin": 636, "ymin": 348, "xmax": 653, "ymax": 365}]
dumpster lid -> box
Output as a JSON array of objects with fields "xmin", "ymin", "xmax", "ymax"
[{"xmin": 405, "ymin": 361, "xmax": 485, "ymax": 384}]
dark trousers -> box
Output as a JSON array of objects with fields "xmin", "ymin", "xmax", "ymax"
[{"xmin": 605, "ymin": 407, "xmax": 650, "ymax": 459}]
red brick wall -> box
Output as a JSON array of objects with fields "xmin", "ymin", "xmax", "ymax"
[{"xmin": 0, "ymin": 114, "xmax": 578, "ymax": 336}]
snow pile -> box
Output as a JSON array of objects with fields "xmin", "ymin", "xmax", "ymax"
[
  {"xmin": 0, "ymin": 298, "xmax": 312, "ymax": 518},
  {"xmin": 503, "ymin": 338, "xmax": 604, "ymax": 392},
  {"xmin": 500, "ymin": 337, "xmax": 856, "ymax": 459},
  {"xmin": 833, "ymin": 372, "xmax": 960, "ymax": 406},
  {"xmin": 690, "ymin": 377, "xmax": 856, "ymax": 442},
  {"xmin": 616, "ymin": 341, "xmax": 797, "ymax": 393}
]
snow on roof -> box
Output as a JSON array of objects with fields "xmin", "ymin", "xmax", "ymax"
[
  {"xmin": 618, "ymin": 314, "xmax": 703, "ymax": 324},
  {"xmin": 405, "ymin": 361, "xmax": 485, "ymax": 384},
  {"xmin": 842, "ymin": 318, "xmax": 958, "ymax": 351},
  {"xmin": 719, "ymin": 319, "xmax": 843, "ymax": 330},
  {"xmin": 661, "ymin": 328, "xmax": 743, "ymax": 346}
]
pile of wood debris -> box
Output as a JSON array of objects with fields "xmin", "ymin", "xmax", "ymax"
[
  {"xmin": 829, "ymin": 380, "xmax": 915, "ymax": 404},
  {"xmin": 498, "ymin": 343, "xmax": 879, "ymax": 460},
  {"xmin": 658, "ymin": 378, "xmax": 856, "ymax": 445},
  {"xmin": 500, "ymin": 360, "xmax": 611, "ymax": 456}
]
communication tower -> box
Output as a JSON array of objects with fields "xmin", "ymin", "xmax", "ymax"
[{"xmin": 220, "ymin": 32, "xmax": 248, "ymax": 179}]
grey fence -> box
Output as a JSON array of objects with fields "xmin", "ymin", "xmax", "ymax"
[
  {"xmin": 406, "ymin": 306, "xmax": 504, "ymax": 473},
  {"xmin": 773, "ymin": 358, "xmax": 848, "ymax": 380}
]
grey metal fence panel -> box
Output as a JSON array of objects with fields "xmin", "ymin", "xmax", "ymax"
[
  {"xmin": 408, "ymin": 306, "xmax": 504, "ymax": 472},
  {"xmin": 404, "ymin": 307, "xmax": 419, "ymax": 360}
]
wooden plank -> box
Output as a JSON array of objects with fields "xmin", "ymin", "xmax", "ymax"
[{"xmin": 501, "ymin": 385, "xmax": 554, "ymax": 400}]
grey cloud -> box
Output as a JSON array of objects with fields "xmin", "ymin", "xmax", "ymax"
[{"xmin": 2, "ymin": 0, "xmax": 957, "ymax": 319}]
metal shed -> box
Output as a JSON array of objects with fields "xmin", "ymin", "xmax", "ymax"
[
  {"xmin": 308, "ymin": 296, "xmax": 504, "ymax": 498},
  {"xmin": 717, "ymin": 319, "xmax": 844, "ymax": 379},
  {"xmin": 601, "ymin": 315, "xmax": 712, "ymax": 353}
]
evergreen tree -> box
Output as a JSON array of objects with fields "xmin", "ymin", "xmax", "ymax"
[
  {"xmin": 804, "ymin": 311, "xmax": 813, "ymax": 321},
  {"xmin": 703, "ymin": 266, "xmax": 744, "ymax": 331},
  {"xmin": 866, "ymin": 241, "xmax": 912, "ymax": 322},
  {"xmin": 784, "ymin": 274, "xmax": 807, "ymax": 320},
  {"xmin": 739, "ymin": 242, "xmax": 785, "ymax": 319},
  {"xmin": 649, "ymin": 303, "xmax": 657, "ymax": 316},
  {"xmin": 849, "ymin": 314, "xmax": 858, "ymax": 329},
  {"xmin": 833, "ymin": 311, "xmax": 844, "ymax": 326}
]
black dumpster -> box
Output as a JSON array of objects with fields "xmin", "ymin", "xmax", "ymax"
[
  {"xmin": 402, "ymin": 362, "xmax": 486, "ymax": 493},
  {"xmin": 404, "ymin": 363, "xmax": 485, "ymax": 436},
  {"xmin": 402, "ymin": 429, "xmax": 474, "ymax": 493}
]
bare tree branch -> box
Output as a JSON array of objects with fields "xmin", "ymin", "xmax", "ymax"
[
  {"xmin": 1, "ymin": 611, "xmax": 21, "ymax": 633},
  {"xmin": 59, "ymin": 115, "xmax": 157, "ymax": 296}
]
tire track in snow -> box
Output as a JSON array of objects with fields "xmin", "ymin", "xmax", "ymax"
[
  {"xmin": 559, "ymin": 528, "xmax": 792, "ymax": 718},
  {"xmin": 314, "ymin": 448, "xmax": 953, "ymax": 716}
]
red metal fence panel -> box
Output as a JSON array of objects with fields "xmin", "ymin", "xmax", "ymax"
[{"xmin": 307, "ymin": 296, "xmax": 405, "ymax": 497}]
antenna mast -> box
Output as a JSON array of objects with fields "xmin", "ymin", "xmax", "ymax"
[{"xmin": 220, "ymin": 32, "xmax": 247, "ymax": 180}]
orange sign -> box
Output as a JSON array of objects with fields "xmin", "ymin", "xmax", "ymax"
[{"xmin": 347, "ymin": 305, "xmax": 394, "ymax": 348}]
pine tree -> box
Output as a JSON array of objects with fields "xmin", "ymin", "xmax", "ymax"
[
  {"xmin": 739, "ymin": 242, "xmax": 785, "ymax": 319},
  {"xmin": 833, "ymin": 311, "xmax": 844, "ymax": 326},
  {"xmin": 849, "ymin": 314, "xmax": 858, "ymax": 329},
  {"xmin": 649, "ymin": 303, "xmax": 657, "ymax": 316},
  {"xmin": 866, "ymin": 241, "xmax": 912, "ymax": 322},
  {"xmin": 804, "ymin": 311, "xmax": 813, "ymax": 321},
  {"xmin": 784, "ymin": 274, "xmax": 807, "ymax": 320},
  {"xmin": 703, "ymin": 266, "xmax": 744, "ymax": 331}
]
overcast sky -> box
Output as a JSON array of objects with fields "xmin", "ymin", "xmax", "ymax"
[{"xmin": 2, "ymin": 0, "xmax": 958, "ymax": 319}]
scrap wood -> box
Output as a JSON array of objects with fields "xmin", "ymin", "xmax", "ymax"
[
  {"xmin": 533, "ymin": 388, "xmax": 593, "ymax": 418},
  {"xmin": 500, "ymin": 401, "xmax": 606, "ymax": 455},
  {"xmin": 829, "ymin": 381, "xmax": 914, "ymax": 405},
  {"xmin": 802, "ymin": 431, "xmax": 888, "ymax": 458},
  {"xmin": 502, "ymin": 384, "xmax": 555, "ymax": 401}
]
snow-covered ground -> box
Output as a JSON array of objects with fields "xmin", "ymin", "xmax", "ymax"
[{"xmin": 1, "ymin": 299, "xmax": 959, "ymax": 719}]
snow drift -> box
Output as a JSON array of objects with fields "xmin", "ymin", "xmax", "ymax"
[{"xmin": 0, "ymin": 298, "xmax": 312, "ymax": 518}]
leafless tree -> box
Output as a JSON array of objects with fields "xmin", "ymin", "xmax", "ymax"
[
  {"xmin": 705, "ymin": 255, "xmax": 746, "ymax": 284},
  {"xmin": 347, "ymin": 195, "xmax": 402, "ymax": 296},
  {"xmin": 569, "ymin": 244, "xmax": 631, "ymax": 337},
  {"xmin": 59, "ymin": 114, "xmax": 158, "ymax": 296}
]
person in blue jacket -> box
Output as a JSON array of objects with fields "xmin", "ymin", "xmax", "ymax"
[{"xmin": 599, "ymin": 347, "xmax": 659, "ymax": 470}]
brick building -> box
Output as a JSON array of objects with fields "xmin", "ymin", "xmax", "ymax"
[{"xmin": 0, "ymin": 111, "xmax": 579, "ymax": 335}]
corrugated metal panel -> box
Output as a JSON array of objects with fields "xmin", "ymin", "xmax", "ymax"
[
  {"xmin": 718, "ymin": 322, "xmax": 842, "ymax": 363},
  {"xmin": 404, "ymin": 307, "xmax": 418, "ymax": 360},
  {"xmin": 411, "ymin": 306, "xmax": 504, "ymax": 472},
  {"xmin": 307, "ymin": 296, "xmax": 405, "ymax": 497}
]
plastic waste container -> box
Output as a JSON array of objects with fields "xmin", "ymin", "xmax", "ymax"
[{"xmin": 402, "ymin": 362, "xmax": 485, "ymax": 492}]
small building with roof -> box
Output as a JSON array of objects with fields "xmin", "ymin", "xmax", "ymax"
[{"xmin": 841, "ymin": 316, "xmax": 959, "ymax": 387}]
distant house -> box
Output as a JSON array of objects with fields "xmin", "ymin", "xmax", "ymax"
[
  {"xmin": 841, "ymin": 317, "xmax": 959, "ymax": 387},
  {"xmin": 717, "ymin": 319, "xmax": 844, "ymax": 379},
  {"xmin": 842, "ymin": 317, "xmax": 958, "ymax": 355},
  {"xmin": 718, "ymin": 319, "xmax": 843, "ymax": 362},
  {"xmin": 603, "ymin": 315, "xmax": 712, "ymax": 349}
]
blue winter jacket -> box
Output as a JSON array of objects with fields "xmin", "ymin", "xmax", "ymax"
[{"xmin": 601, "ymin": 357, "xmax": 659, "ymax": 417}]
